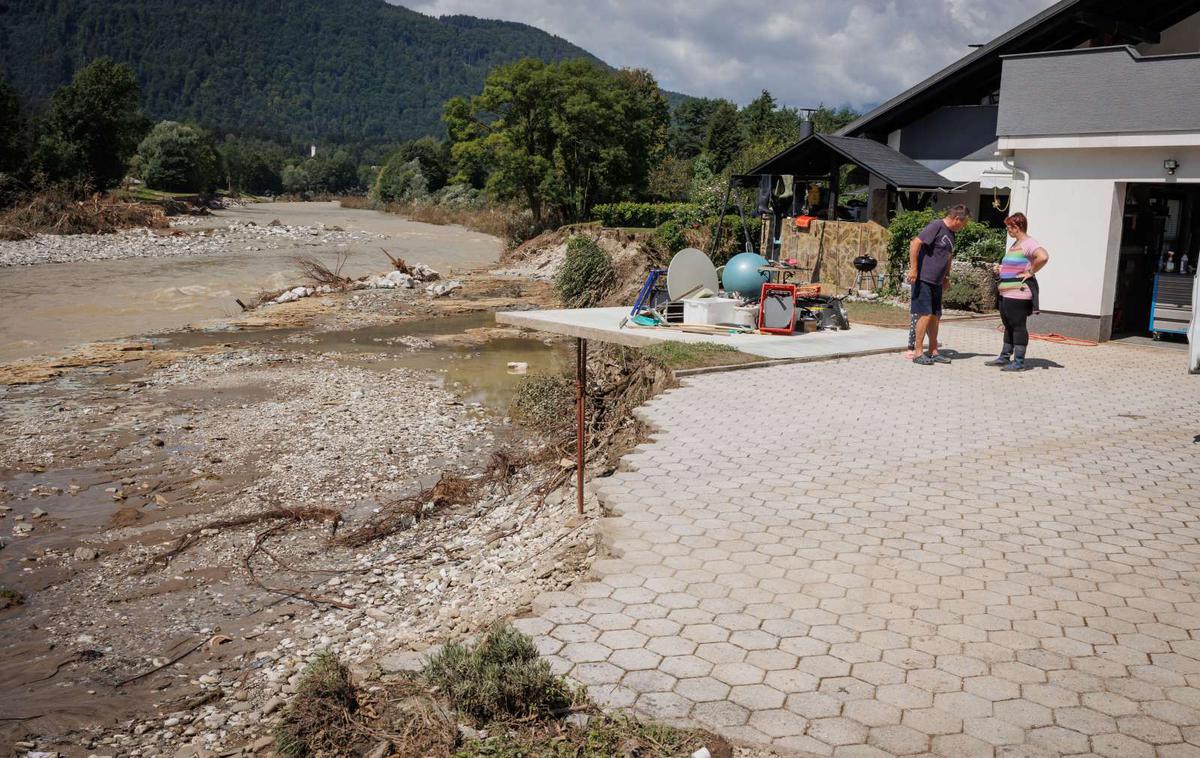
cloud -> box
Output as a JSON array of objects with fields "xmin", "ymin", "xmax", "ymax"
[{"xmin": 394, "ymin": 0, "xmax": 1057, "ymax": 109}]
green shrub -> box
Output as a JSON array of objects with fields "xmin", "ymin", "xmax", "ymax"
[
  {"xmin": 943, "ymin": 264, "xmax": 996, "ymax": 312},
  {"xmin": 274, "ymin": 651, "xmax": 359, "ymax": 758},
  {"xmin": 959, "ymin": 234, "xmax": 1006, "ymax": 265},
  {"xmin": 555, "ymin": 235, "xmax": 613, "ymax": 307},
  {"xmin": 653, "ymin": 217, "xmax": 687, "ymax": 256},
  {"xmin": 885, "ymin": 209, "xmax": 1005, "ymax": 289},
  {"xmin": 371, "ymin": 155, "xmax": 428, "ymax": 203},
  {"xmin": 423, "ymin": 625, "xmax": 574, "ymax": 724},
  {"xmin": 592, "ymin": 202, "xmax": 699, "ymax": 229}
]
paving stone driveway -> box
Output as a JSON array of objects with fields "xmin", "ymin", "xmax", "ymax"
[{"xmin": 515, "ymin": 326, "xmax": 1200, "ymax": 757}]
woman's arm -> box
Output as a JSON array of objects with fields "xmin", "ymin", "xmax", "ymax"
[{"xmin": 1022, "ymin": 248, "xmax": 1049, "ymax": 279}]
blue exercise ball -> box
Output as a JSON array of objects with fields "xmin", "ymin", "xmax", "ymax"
[{"xmin": 721, "ymin": 252, "xmax": 770, "ymax": 300}]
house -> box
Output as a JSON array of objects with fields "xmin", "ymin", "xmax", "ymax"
[{"xmin": 839, "ymin": 0, "xmax": 1200, "ymax": 341}]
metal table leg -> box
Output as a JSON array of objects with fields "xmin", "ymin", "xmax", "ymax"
[{"xmin": 575, "ymin": 337, "xmax": 587, "ymax": 515}]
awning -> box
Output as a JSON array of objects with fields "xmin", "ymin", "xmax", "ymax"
[{"xmin": 746, "ymin": 133, "xmax": 955, "ymax": 192}]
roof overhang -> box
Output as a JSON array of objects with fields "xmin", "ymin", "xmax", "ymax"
[
  {"xmin": 745, "ymin": 133, "xmax": 955, "ymax": 192},
  {"xmin": 840, "ymin": 0, "xmax": 1200, "ymax": 140}
]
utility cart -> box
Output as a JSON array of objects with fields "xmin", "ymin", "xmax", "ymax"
[{"xmin": 1150, "ymin": 272, "xmax": 1195, "ymax": 339}]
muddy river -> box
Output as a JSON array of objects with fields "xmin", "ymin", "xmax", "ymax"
[{"xmin": 0, "ymin": 202, "xmax": 502, "ymax": 363}]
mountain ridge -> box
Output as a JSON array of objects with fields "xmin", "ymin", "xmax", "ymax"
[{"xmin": 0, "ymin": 0, "xmax": 651, "ymax": 143}]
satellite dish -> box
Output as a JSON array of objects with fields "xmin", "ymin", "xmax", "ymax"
[{"xmin": 666, "ymin": 248, "xmax": 719, "ymax": 301}]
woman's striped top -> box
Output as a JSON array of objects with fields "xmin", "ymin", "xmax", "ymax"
[{"xmin": 998, "ymin": 237, "xmax": 1040, "ymax": 301}]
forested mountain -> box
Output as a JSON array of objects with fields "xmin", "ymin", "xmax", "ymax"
[{"xmin": 0, "ymin": 0, "xmax": 628, "ymax": 142}]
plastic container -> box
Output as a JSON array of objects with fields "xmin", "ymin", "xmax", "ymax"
[{"xmin": 682, "ymin": 297, "xmax": 737, "ymax": 325}]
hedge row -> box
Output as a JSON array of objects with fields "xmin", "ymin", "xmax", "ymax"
[{"xmin": 592, "ymin": 202, "xmax": 700, "ymax": 229}]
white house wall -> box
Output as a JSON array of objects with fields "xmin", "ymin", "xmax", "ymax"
[{"xmin": 1004, "ymin": 142, "xmax": 1200, "ymax": 338}]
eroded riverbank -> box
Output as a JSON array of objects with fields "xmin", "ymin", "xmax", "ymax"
[{"xmin": 0, "ymin": 204, "xmax": 597, "ymax": 757}]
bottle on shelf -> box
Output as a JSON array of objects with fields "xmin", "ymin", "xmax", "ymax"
[
  {"xmin": 1182, "ymin": 253, "xmax": 1191, "ymax": 275},
  {"xmin": 1166, "ymin": 251, "xmax": 1176, "ymax": 273}
]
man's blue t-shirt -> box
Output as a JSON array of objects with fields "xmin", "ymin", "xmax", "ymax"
[{"xmin": 916, "ymin": 219, "xmax": 956, "ymax": 285}]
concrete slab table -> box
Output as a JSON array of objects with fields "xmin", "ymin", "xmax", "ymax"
[{"xmin": 495, "ymin": 306, "xmax": 907, "ymax": 514}]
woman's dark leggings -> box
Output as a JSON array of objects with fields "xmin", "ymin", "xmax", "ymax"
[{"xmin": 1000, "ymin": 296, "xmax": 1034, "ymax": 347}]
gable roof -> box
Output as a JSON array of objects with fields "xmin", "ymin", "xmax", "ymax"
[
  {"xmin": 840, "ymin": 0, "xmax": 1200, "ymax": 139},
  {"xmin": 746, "ymin": 133, "xmax": 953, "ymax": 191}
]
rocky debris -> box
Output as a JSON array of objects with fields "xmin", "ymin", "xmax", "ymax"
[
  {"xmin": 73, "ymin": 546, "xmax": 101, "ymax": 561},
  {"xmin": 0, "ymin": 220, "xmax": 383, "ymax": 268},
  {"xmin": 263, "ymin": 262, "xmax": 446, "ymax": 306},
  {"xmin": 11, "ymin": 522, "xmax": 32, "ymax": 536},
  {"xmin": 426, "ymin": 280, "xmax": 463, "ymax": 298}
]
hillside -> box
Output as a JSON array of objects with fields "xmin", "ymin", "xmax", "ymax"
[{"xmin": 0, "ymin": 0, "xmax": 614, "ymax": 142}]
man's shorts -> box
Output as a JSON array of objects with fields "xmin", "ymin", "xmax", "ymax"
[{"xmin": 911, "ymin": 280, "xmax": 943, "ymax": 317}]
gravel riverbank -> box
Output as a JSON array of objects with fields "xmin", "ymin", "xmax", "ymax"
[{"xmin": 0, "ymin": 220, "xmax": 382, "ymax": 268}]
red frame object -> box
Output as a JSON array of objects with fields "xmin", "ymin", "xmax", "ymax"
[{"xmin": 758, "ymin": 283, "xmax": 797, "ymax": 335}]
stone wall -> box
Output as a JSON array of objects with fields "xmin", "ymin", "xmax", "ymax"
[{"xmin": 772, "ymin": 219, "xmax": 890, "ymax": 293}]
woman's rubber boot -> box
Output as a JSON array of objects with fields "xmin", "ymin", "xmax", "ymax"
[
  {"xmin": 1001, "ymin": 359, "xmax": 1026, "ymax": 372},
  {"xmin": 985, "ymin": 355, "xmax": 1011, "ymax": 367}
]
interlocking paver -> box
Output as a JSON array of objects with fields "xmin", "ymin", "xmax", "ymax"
[{"xmin": 527, "ymin": 327, "xmax": 1200, "ymax": 752}]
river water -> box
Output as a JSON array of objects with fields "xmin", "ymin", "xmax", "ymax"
[{"xmin": 0, "ymin": 202, "xmax": 503, "ymax": 363}]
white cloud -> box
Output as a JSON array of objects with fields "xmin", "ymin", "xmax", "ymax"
[{"xmin": 394, "ymin": 0, "xmax": 1057, "ymax": 109}]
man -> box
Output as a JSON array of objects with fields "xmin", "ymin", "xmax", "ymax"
[{"xmin": 907, "ymin": 205, "xmax": 969, "ymax": 365}]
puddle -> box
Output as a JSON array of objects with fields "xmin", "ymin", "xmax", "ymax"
[{"xmin": 156, "ymin": 312, "xmax": 572, "ymax": 412}]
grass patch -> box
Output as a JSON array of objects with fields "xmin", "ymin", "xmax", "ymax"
[
  {"xmin": 270, "ymin": 626, "xmax": 726, "ymax": 758},
  {"xmin": 845, "ymin": 299, "xmax": 911, "ymax": 327},
  {"xmin": 641, "ymin": 342, "xmax": 760, "ymax": 370},
  {"xmin": 422, "ymin": 625, "xmax": 576, "ymax": 724},
  {"xmin": 453, "ymin": 714, "xmax": 723, "ymax": 758}
]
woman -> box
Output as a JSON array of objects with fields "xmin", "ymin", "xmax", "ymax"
[{"xmin": 989, "ymin": 212, "xmax": 1049, "ymax": 371}]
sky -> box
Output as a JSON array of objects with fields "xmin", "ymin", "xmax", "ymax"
[{"xmin": 396, "ymin": 0, "xmax": 1059, "ymax": 110}]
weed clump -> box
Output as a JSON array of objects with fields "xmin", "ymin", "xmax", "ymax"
[
  {"xmin": 0, "ymin": 586, "xmax": 25, "ymax": 610},
  {"xmin": 554, "ymin": 235, "xmax": 613, "ymax": 307},
  {"xmin": 510, "ymin": 373, "xmax": 575, "ymax": 434},
  {"xmin": 422, "ymin": 624, "xmax": 574, "ymax": 724},
  {"xmin": 274, "ymin": 651, "xmax": 360, "ymax": 758}
]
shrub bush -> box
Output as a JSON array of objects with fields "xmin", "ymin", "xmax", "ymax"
[
  {"xmin": 422, "ymin": 624, "xmax": 574, "ymax": 724},
  {"xmin": 943, "ymin": 262, "xmax": 997, "ymax": 312},
  {"xmin": 555, "ymin": 235, "xmax": 613, "ymax": 307},
  {"xmin": 371, "ymin": 156, "xmax": 428, "ymax": 203},
  {"xmin": 592, "ymin": 202, "xmax": 699, "ymax": 229},
  {"xmin": 274, "ymin": 651, "xmax": 359, "ymax": 758}
]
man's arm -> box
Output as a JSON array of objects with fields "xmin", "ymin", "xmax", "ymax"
[{"xmin": 907, "ymin": 237, "xmax": 922, "ymax": 283}]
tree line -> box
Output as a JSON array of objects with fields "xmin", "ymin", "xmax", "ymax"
[{"xmin": 0, "ymin": 56, "xmax": 858, "ymax": 227}]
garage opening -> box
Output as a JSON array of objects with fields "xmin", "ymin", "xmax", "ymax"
[{"xmin": 1113, "ymin": 183, "xmax": 1199, "ymax": 339}]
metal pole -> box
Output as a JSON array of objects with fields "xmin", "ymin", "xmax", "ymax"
[{"xmin": 575, "ymin": 337, "xmax": 587, "ymax": 514}]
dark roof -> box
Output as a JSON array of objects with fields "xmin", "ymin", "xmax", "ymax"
[
  {"xmin": 840, "ymin": 0, "xmax": 1200, "ymax": 139},
  {"xmin": 746, "ymin": 133, "xmax": 954, "ymax": 191}
]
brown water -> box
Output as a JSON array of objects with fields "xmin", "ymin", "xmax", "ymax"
[
  {"xmin": 156, "ymin": 312, "xmax": 572, "ymax": 412},
  {"xmin": 0, "ymin": 202, "xmax": 502, "ymax": 363}
]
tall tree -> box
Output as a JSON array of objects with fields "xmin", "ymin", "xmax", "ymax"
[
  {"xmin": 36, "ymin": 59, "xmax": 149, "ymax": 189},
  {"xmin": 703, "ymin": 100, "xmax": 742, "ymax": 171},
  {"xmin": 137, "ymin": 121, "xmax": 221, "ymax": 192},
  {"xmin": 445, "ymin": 58, "xmax": 668, "ymax": 224},
  {"xmin": 669, "ymin": 98, "xmax": 721, "ymax": 159},
  {"xmin": 810, "ymin": 105, "xmax": 861, "ymax": 135},
  {"xmin": 0, "ymin": 80, "xmax": 29, "ymax": 179}
]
